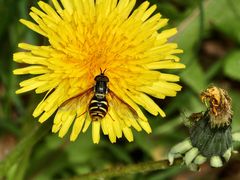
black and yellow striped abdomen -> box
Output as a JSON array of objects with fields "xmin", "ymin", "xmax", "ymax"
[{"xmin": 89, "ymin": 96, "xmax": 108, "ymax": 121}]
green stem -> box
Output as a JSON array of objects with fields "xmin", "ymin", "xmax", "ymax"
[
  {"xmin": 12, "ymin": 148, "xmax": 32, "ymax": 180},
  {"xmin": 0, "ymin": 122, "xmax": 51, "ymax": 177},
  {"xmin": 69, "ymin": 158, "xmax": 183, "ymax": 180}
]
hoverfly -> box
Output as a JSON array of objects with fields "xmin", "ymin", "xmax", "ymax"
[
  {"xmin": 88, "ymin": 70, "xmax": 109, "ymax": 121},
  {"xmin": 60, "ymin": 69, "xmax": 137, "ymax": 121}
]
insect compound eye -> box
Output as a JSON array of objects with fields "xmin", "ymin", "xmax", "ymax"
[
  {"xmin": 104, "ymin": 76, "xmax": 109, "ymax": 82},
  {"xmin": 94, "ymin": 75, "xmax": 109, "ymax": 82}
]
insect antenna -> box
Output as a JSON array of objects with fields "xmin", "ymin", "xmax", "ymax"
[{"xmin": 100, "ymin": 68, "xmax": 107, "ymax": 75}]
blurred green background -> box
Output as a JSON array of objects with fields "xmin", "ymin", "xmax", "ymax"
[{"xmin": 0, "ymin": 0, "xmax": 240, "ymax": 179}]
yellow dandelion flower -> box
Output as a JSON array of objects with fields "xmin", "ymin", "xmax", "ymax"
[{"xmin": 14, "ymin": 0, "xmax": 185, "ymax": 144}]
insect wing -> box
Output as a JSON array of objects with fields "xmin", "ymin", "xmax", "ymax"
[
  {"xmin": 60, "ymin": 87, "xmax": 93, "ymax": 109},
  {"xmin": 108, "ymin": 90, "xmax": 138, "ymax": 119}
]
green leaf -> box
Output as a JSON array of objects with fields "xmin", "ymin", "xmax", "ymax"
[
  {"xmin": 224, "ymin": 50, "xmax": 240, "ymax": 81},
  {"xmin": 229, "ymin": 90, "xmax": 240, "ymax": 131},
  {"xmin": 181, "ymin": 59, "xmax": 207, "ymax": 93},
  {"xmin": 212, "ymin": 0, "xmax": 240, "ymax": 43},
  {"xmin": 0, "ymin": 122, "xmax": 51, "ymax": 178},
  {"xmin": 174, "ymin": 0, "xmax": 240, "ymax": 92}
]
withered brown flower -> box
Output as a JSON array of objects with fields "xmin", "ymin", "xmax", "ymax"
[{"xmin": 169, "ymin": 86, "xmax": 239, "ymax": 170}]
